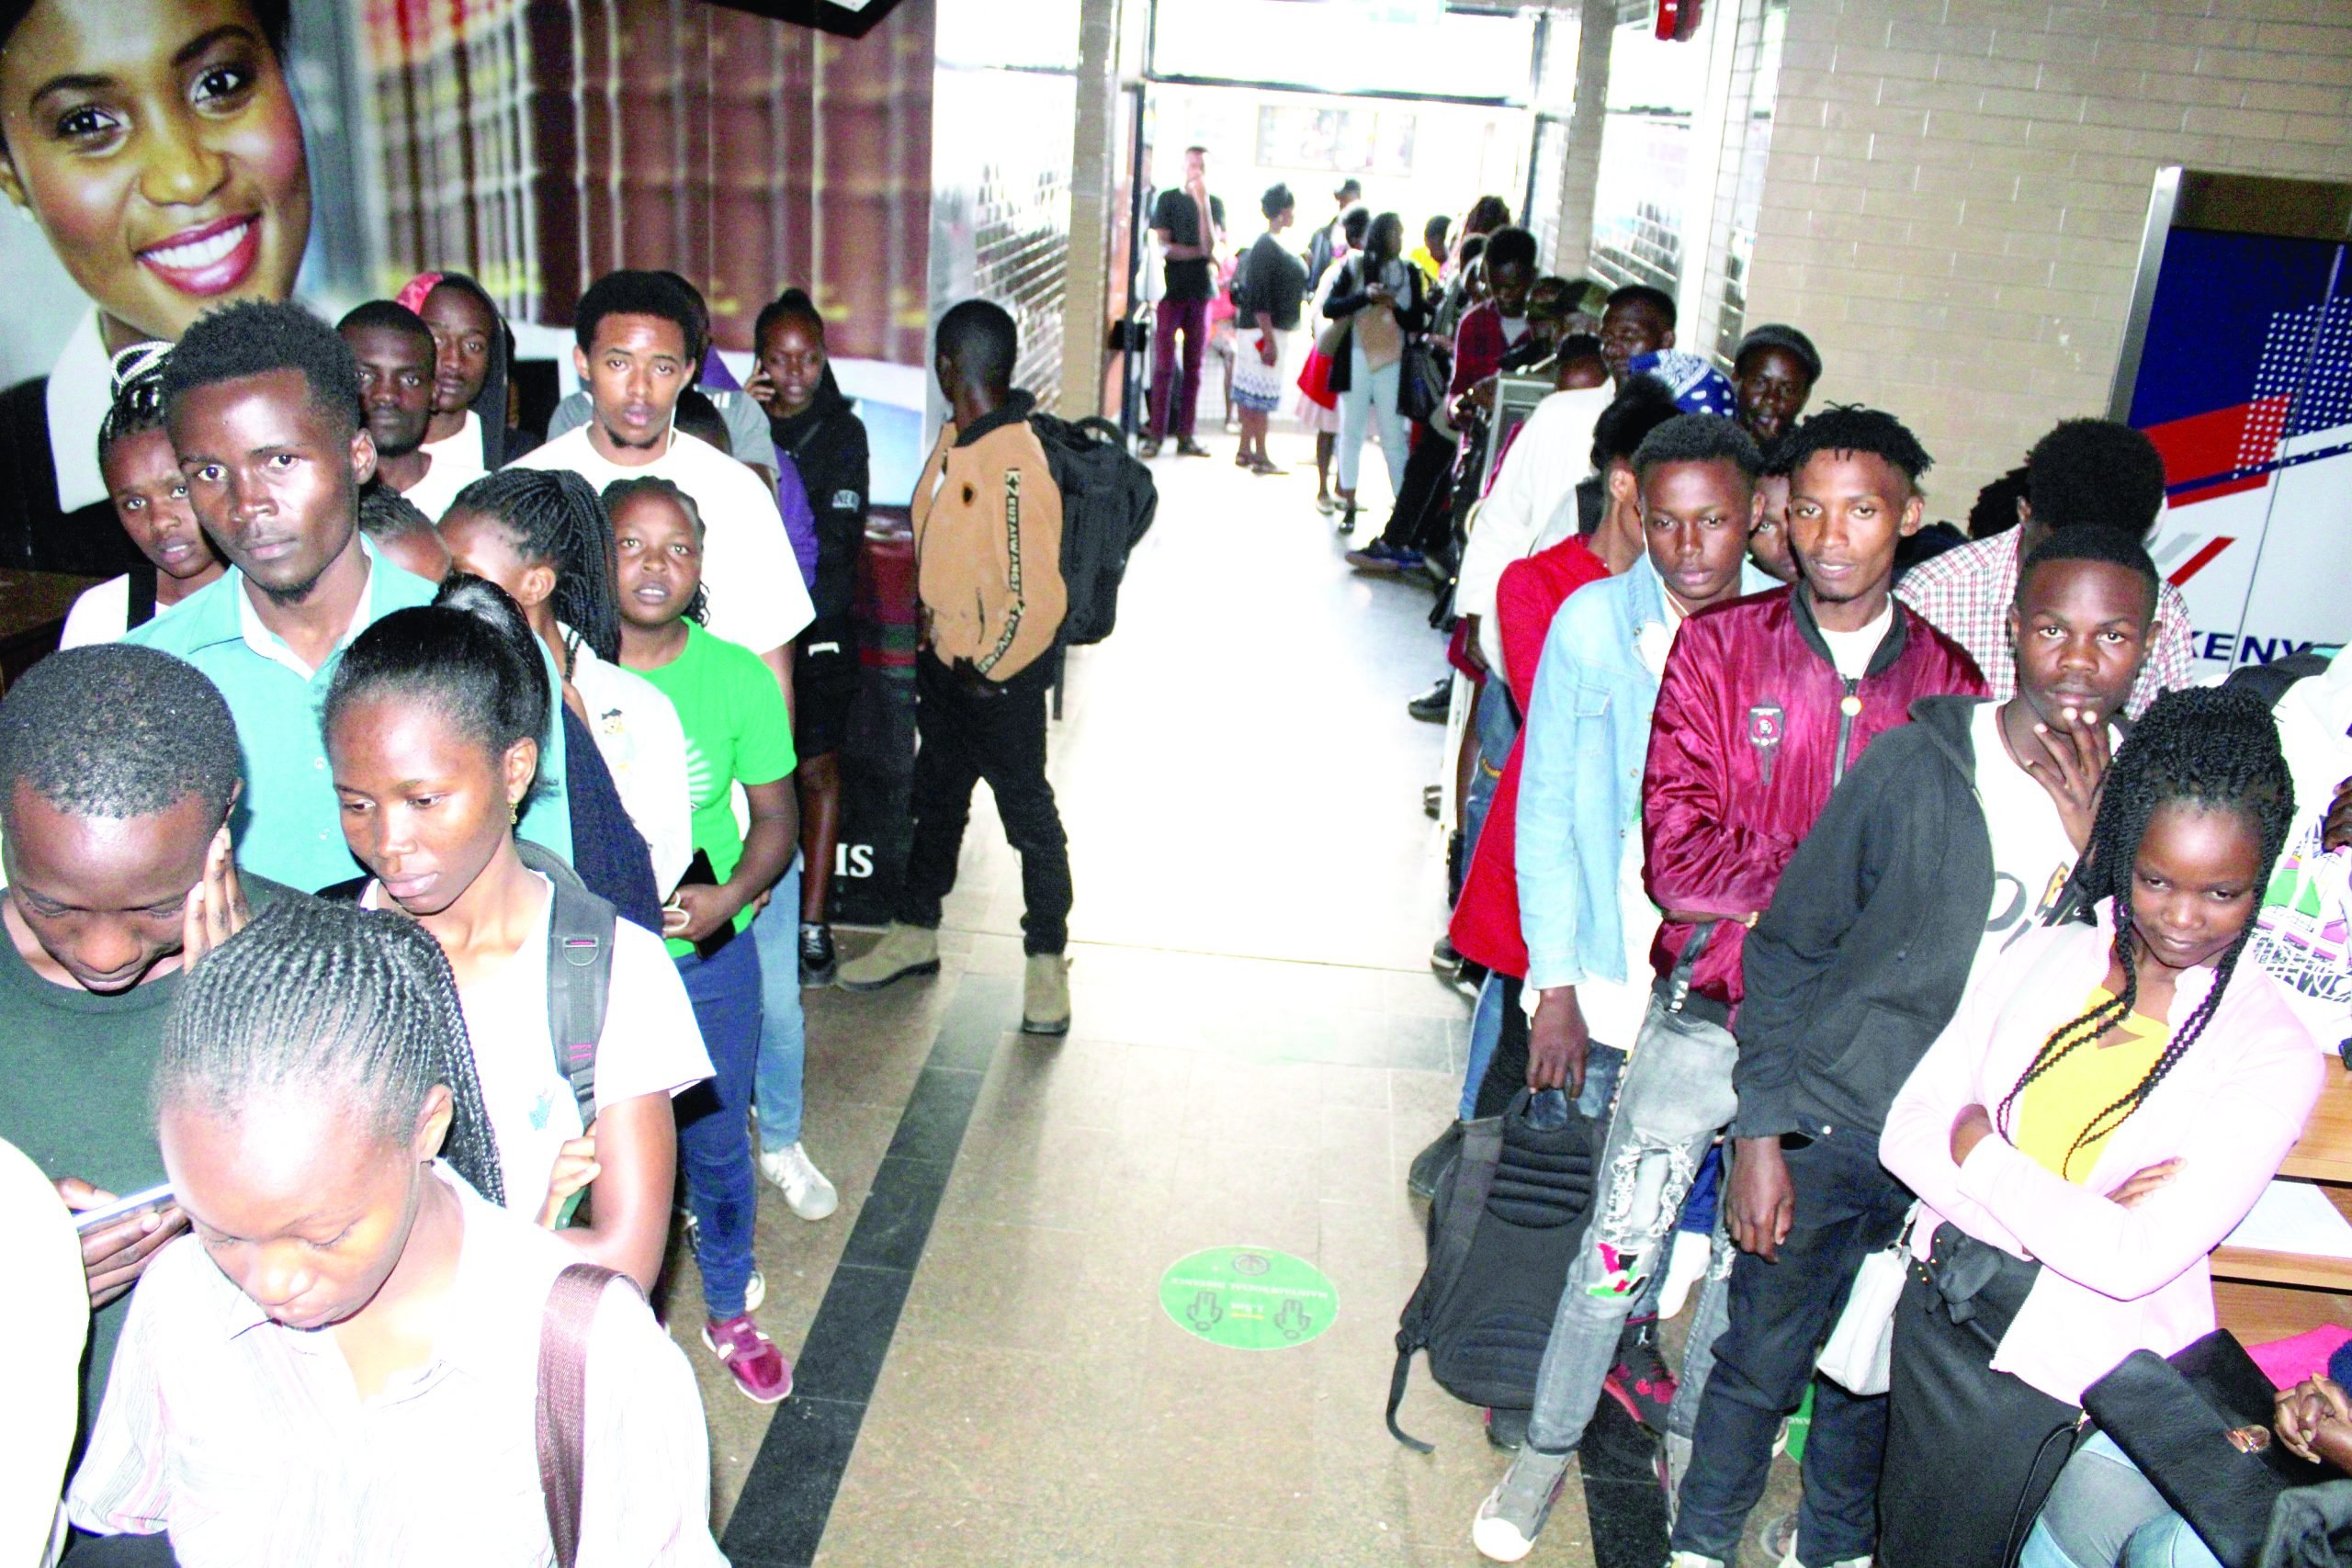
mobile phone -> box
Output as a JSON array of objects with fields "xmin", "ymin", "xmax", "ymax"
[
  {"xmin": 667, "ymin": 850, "xmax": 739, "ymax": 960},
  {"xmin": 74, "ymin": 1182, "xmax": 175, "ymax": 1234}
]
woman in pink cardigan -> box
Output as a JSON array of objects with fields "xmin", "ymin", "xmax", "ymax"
[{"xmin": 1876, "ymin": 687, "xmax": 2320, "ymax": 1568}]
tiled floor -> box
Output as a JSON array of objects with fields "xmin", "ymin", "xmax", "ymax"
[{"xmin": 670, "ymin": 426, "xmax": 1799, "ymax": 1565}]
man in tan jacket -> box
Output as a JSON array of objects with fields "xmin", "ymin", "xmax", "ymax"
[{"xmin": 836, "ymin": 300, "xmax": 1074, "ymax": 1032}]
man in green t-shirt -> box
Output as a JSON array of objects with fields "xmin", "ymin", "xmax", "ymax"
[{"xmin": 0, "ymin": 644, "xmax": 277, "ymax": 1436}]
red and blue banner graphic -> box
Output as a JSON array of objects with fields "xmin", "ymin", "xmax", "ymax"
[{"xmin": 2126, "ymin": 227, "xmax": 2352, "ymax": 674}]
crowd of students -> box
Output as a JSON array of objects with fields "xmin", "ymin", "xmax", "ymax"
[
  {"xmin": 4, "ymin": 256, "xmax": 1079, "ymax": 1560},
  {"xmin": 1292, "ymin": 195, "xmax": 2352, "ymax": 1568}
]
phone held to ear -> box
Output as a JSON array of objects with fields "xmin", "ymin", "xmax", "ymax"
[
  {"xmin": 666, "ymin": 850, "xmax": 739, "ymax": 961},
  {"xmin": 74, "ymin": 1182, "xmax": 175, "ymax": 1234}
]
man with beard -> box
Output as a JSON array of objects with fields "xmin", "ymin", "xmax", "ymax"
[{"xmin": 129, "ymin": 300, "xmax": 571, "ymax": 891}]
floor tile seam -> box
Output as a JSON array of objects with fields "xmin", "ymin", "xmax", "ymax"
[{"xmin": 720, "ymin": 970, "xmax": 1016, "ymax": 1562}]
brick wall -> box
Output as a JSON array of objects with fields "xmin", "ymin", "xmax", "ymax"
[{"xmin": 1746, "ymin": 0, "xmax": 2352, "ymax": 513}]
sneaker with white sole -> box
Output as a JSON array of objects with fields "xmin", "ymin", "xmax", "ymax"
[
  {"xmin": 759, "ymin": 1141, "xmax": 840, "ymax": 1220},
  {"xmin": 1668, "ymin": 1555, "xmax": 1727, "ymax": 1568},
  {"xmin": 1762, "ymin": 1512, "xmax": 1868, "ymax": 1568},
  {"xmin": 1471, "ymin": 1445, "xmax": 1571, "ymax": 1562},
  {"xmin": 703, "ymin": 1313, "xmax": 793, "ymax": 1404}
]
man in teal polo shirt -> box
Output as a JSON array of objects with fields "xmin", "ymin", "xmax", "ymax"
[{"xmin": 128, "ymin": 300, "xmax": 569, "ymax": 892}]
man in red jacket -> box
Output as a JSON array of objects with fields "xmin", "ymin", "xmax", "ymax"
[{"xmin": 1475, "ymin": 406, "xmax": 1985, "ymax": 1564}]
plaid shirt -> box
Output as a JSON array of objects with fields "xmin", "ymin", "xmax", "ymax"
[{"xmin": 1896, "ymin": 528, "xmax": 2196, "ymax": 717}]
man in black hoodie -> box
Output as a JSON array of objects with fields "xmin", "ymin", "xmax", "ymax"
[
  {"xmin": 1668, "ymin": 526, "xmax": 2163, "ymax": 1568},
  {"xmin": 751, "ymin": 289, "xmax": 871, "ymax": 987}
]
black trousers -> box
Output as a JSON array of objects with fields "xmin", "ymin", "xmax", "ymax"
[
  {"xmin": 1378, "ymin": 424, "xmax": 1457, "ymax": 552},
  {"xmin": 895, "ymin": 650, "xmax": 1071, "ymax": 954},
  {"xmin": 1880, "ymin": 1224, "xmax": 2080, "ymax": 1568}
]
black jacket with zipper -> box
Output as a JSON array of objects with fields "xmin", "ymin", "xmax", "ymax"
[
  {"xmin": 768, "ymin": 367, "xmax": 870, "ymax": 626},
  {"xmin": 1731, "ymin": 694, "xmax": 2015, "ymax": 1143}
]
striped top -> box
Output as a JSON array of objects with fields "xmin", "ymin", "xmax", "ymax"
[{"xmin": 66, "ymin": 1165, "xmax": 725, "ymax": 1566}]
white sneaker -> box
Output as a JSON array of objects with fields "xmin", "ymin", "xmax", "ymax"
[
  {"xmin": 759, "ymin": 1141, "xmax": 840, "ymax": 1220},
  {"xmin": 745, "ymin": 1269, "xmax": 766, "ymax": 1313}
]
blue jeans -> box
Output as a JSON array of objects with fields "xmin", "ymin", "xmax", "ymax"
[
  {"xmin": 751, "ymin": 855, "xmax": 807, "ymax": 1148},
  {"xmin": 675, "ymin": 931, "xmax": 763, "ymax": 1319},
  {"xmin": 2021, "ymin": 1434, "xmax": 2222, "ymax": 1568},
  {"xmin": 1461, "ymin": 677, "xmax": 1518, "ymax": 874},
  {"xmin": 1671, "ymin": 1129, "xmax": 1916, "ymax": 1566}
]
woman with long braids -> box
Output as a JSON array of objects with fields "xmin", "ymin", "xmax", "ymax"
[
  {"xmin": 440, "ymin": 468, "xmax": 693, "ymax": 897},
  {"xmin": 323, "ymin": 576, "xmax": 711, "ymax": 1292},
  {"xmin": 1876, "ymin": 686, "xmax": 2323, "ymax": 1568},
  {"xmin": 64, "ymin": 900, "xmax": 725, "ymax": 1562}
]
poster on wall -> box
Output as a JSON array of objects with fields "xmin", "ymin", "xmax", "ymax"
[
  {"xmin": 0, "ymin": 0, "xmax": 936, "ymax": 578},
  {"xmin": 0, "ymin": 0, "xmax": 942, "ymax": 920},
  {"xmin": 2119, "ymin": 175, "xmax": 2352, "ymax": 676}
]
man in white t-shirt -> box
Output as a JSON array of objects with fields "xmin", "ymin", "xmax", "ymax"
[
  {"xmin": 512, "ymin": 270, "xmax": 831, "ymax": 1227},
  {"xmin": 1659, "ymin": 526, "xmax": 2160, "ymax": 1568},
  {"xmin": 509, "ymin": 271, "xmax": 813, "ymax": 678}
]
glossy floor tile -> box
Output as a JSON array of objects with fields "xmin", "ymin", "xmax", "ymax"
[{"xmin": 670, "ymin": 427, "xmax": 1802, "ymax": 1566}]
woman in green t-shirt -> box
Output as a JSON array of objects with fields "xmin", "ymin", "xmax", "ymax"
[{"xmin": 609, "ymin": 475, "xmax": 797, "ymax": 1404}]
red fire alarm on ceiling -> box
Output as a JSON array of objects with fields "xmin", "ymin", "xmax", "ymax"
[{"xmin": 1656, "ymin": 0, "xmax": 1703, "ymax": 40}]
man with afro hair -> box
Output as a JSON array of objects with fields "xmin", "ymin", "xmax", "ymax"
[
  {"xmin": 129, "ymin": 299, "xmax": 571, "ymax": 892},
  {"xmin": 1900, "ymin": 417, "xmax": 2195, "ymax": 716}
]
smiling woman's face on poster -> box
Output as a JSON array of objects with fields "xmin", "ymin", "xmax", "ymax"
[{"xmin": 0, "ymin": 0, "xmax": 311, "ymax": 354}]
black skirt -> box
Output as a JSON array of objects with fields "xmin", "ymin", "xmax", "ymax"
[{"xmin": 1880, "ymin": 1224, "xmax": 2084, "ymax": 1568}]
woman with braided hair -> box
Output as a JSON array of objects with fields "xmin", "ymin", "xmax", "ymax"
[
  {"xmin": 65, "ymin": 899, "xmax": 727, "ymax": 1563},
  {"xmin": 440, "ymin": 468, "xmax": 694, "ymax": 895},
  {"xmin": 322, "ymin": 575, "xmax": 709, "ymax": 1295},
  {"xmin": 1875, "ymin": 685, "xmax": 2324, "ymax": 1568}
]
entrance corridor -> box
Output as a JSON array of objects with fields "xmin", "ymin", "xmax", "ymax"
[{"xmin": 684, "ymin": 431, "xmax": 1770, "ymax": 1566}]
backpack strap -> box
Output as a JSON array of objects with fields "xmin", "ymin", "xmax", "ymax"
[
  {"xmin": 536, "ymin": 1262, "xmax": 637, "ymax": 1568},
  {"xmin": 125, "ymin": 564, "xmax": 159, "ymax": 630},
  {"xmin": 1388, "ymin": 1111, "xmax": 1508, "ymax": 1452},
  {"xmin": 515, "ymin": 840, "xmax": 617, "ymax": 1130}
]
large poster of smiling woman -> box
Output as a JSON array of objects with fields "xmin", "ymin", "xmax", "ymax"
[{"xmin": 0, "ymin": 0, "xmax": 310, "ymax": 578}]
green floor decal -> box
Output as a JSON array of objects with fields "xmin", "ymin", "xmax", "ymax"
[{"xmin": 1158, "ymin": 1246, "xmax": 1338, "ymax": 1349}]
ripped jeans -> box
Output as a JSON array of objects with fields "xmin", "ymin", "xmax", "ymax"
[{"xmin": 1524, "ymin": 995, "xmax": 1738, "ymax": 1457}]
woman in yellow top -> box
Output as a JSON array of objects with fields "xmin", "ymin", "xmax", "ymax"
[{"xmin": 1879, "ymin": 686, "xmax": 2322, "ymax": 1568}]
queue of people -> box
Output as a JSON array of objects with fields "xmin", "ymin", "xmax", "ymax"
[
  {"xmin": 1242, "ymin": 183, "xmax": 2352, "ymax": 1568},
  {"xmin": 4, "ymin": 254, "xmax": 1081, "ymax": 1562}
]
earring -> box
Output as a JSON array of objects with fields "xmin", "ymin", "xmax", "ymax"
[{"xmin": 510, "ymin": 801, "xmax": 520, "ymax": 825}]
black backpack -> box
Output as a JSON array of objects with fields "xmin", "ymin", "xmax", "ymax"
[
  {"xmin": 1387, "ymin": 1089, "xmax": 1600, "ymax": 1452},
  {"xmin": 320, "ymin": 840, "xmax": 614, "ymax": 1127},
  {"xmin": 1028, "ymin": 411, "xmax": 1157, "ymax": 646}
]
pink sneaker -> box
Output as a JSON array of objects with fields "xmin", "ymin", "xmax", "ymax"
[{"xmin": 702, "ymin": 1314, "xmax": 794, "ymax": 1404}]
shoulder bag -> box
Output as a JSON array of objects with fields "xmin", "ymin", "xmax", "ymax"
[
  {"xmin": 1815, "ymin": 1202, "xmax": 1919, "ymax": 1396},
  {"xmin": 537, "ymin": 1262, "xmax": 639, "ymax": 1568}
]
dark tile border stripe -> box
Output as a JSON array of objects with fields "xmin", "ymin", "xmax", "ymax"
[{"xmin": 718, "ymin": 972, "xmax": 1015, "ymax": 1568}]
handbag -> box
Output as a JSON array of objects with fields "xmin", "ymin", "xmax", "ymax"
[
  {"xmin": 537, "ymin": 1263, "xmax": 639, "ymax": 1567},
  {"xmin": 1815, "ymin": 1202, "xmax": 1918, "ymax": 1396},
  {"xmin": 1396, "ymin": 337, "xmax": 1445, "ymax": 424},
  {"xmin": 2084, "ymin": 1330, "xmax": 2334, "ymax": 1568}
]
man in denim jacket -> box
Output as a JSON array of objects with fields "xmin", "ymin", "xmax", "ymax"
[{"xmin": 1471, "ymin": 414, "xmax": 1777, "ymax": 1561}]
